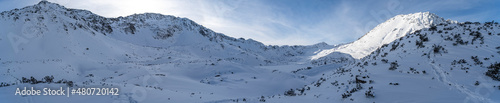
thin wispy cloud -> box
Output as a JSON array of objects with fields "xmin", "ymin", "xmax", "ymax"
[{"xmin": 0, "ymin": 0, "xmax": 498, "ymax": 45}]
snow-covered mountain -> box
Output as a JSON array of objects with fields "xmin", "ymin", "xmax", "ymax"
[
  {"xmin": 0, "ymin": 1, "xmax": 344, "ymax": 66},
  {"xmin": 267, "ymin": 20, "xmax": 500, "ymax": 102},
  {"xmin": 312, "ymin": 12, "xmax": 455, "ymax": 59},
  {"xmin": 0, "ymin": 1, "xmax": 499, "ymax": 103},
  {"xmin": 0, "ymin": 1, "xmax": 349, "ymax": 102}
]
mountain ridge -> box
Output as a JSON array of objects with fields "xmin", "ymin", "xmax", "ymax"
[
  {"xmin": 1, "ymin": 1, "xmax": 499, "ymax": 103},
  {"xmin": 0, "ymin": 1, "xmax": 347, "ymax": 67}
]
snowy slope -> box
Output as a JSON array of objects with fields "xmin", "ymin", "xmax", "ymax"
[
  {"xmin": 313, "ymin": 12, "xmax": 455, "ymax": 59},
  {"xmin": 265, "ymin": 20, "xmax": 500, "ymax": 102},
  {"xmin": 0, "ymin": 1, "xmax": 499, "ymax": 103},
  {"xmin": 0, "ymin": 1, "xmax": 349, "ymax": 103}
]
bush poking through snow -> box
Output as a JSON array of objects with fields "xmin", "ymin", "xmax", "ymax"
[
  {"xmin": 389, "ymin": 61, "xmax": 399, "ymax": 70},
  {"xmin": 365, "ymin": 86, "xmax": 375, "ymax": 98},
  {"xmin": 432, "ymin": 44, "xmax": 447, "ymax": 54},
  {"xmin": 342, "ymin": 92, "xmax": 352, "ymax": 98},
  {"xmin": 486, "ymin": 62, "xmax": 500, "ymax": 81},
  {"xmin": 284, "ymin": 89, "xmax": 296, "ymax": 96},
  {"xmin": 259, "ymin": 96, "xmax": 266, "ymax": 102},
  {"xmin": 471, "ymin": 56, "xmax": 483, "ymax": 65}
]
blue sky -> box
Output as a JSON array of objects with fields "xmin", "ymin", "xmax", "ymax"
[{"xmin": 0, "ymin": 0, "xmax": 499, "ymax": 45}]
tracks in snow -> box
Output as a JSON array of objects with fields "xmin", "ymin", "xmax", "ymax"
[{"xmin": 428, "ymin": 58, "xmax": 490, "ymax": 102}]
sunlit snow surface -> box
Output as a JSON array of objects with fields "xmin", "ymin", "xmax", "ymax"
[
  {"xmin": 0, "ymin": 1, "xmax": 499, "ymax": 103},
  {"xmin": 312, "ymin": 12, "xmax": 455, "ymax": 59}
]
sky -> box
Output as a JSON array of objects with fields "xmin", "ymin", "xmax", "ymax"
[{"xmin": 0, "ymin": 0, "xmax": 499, "ymax": 46}]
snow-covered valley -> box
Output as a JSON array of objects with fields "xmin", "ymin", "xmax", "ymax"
[{"xmin": 0, "ymin": 1, "xmax": 499, "ymax": 103}]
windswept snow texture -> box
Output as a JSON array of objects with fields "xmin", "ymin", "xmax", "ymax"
[{"xmin": 0, "ymin": 1, "xmax": 499, "ymax": 103}]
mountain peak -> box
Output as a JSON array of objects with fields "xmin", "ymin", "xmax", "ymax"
[
  {"xmin": 400, "ymin": 11, "xmax": 435, "ymax": 17},
  {"xmin": 313, "ymin": 42, "xmax": 329, "ymax": 46},
  {"xmin": 395, "ymin": 12, "xmax": 437, "ymax": 19},
  {"xmin": 389, "ymin": 12, "xmax": 446, "ymax": 26},
  {"xmin": 1, "ymin": 0, "xmax": 70, "ymax": 15},
  {"xmin": 34, "ymin": 0, "xmax": 67, "ymax": 10},
  {"xmin": 312, "ymin": 12, "xmax": 453, "ymax": 59}
]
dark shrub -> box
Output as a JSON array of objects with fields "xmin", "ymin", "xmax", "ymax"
[{"xmin": 486, "ymin": 62, "xmax": 500, "ymax": 81}]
